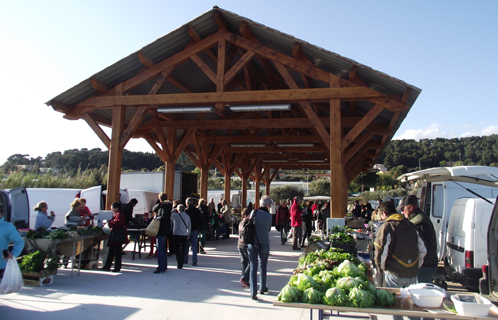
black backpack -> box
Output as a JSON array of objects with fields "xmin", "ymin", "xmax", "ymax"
[{"xmin": 242, "ymin": 210, "xmax": 257, "ymax": 244}]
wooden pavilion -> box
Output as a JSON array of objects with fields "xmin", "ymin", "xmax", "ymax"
[{"xmin": 46, "ymin": 7, "xmax": 421, "ymax": 217}]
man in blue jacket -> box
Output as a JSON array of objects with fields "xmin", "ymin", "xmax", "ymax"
[
  {"xmin": 0, "ymin": 203, "xmax": 25, "ymax": 278},
  {"xmin": 248, "ymin": 195, "xmax": 273, "ymax": 300}
]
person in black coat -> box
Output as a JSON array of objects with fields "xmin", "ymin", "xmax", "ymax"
[
  {"xmin": 301, "ymin": 201, "xmax": 313, "ymax": 247},
  {"xmin": 151, "ymin": 193, "xmax": 172, "ymax": 273},
  {"xmin": 185, "ymin": 198, "xmax": 203, "ymax": 266}
]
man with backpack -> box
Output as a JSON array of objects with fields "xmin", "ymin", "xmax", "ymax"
[{"xmin": 246, "ymin": 195, "xmax": 272, "ymax": 300}]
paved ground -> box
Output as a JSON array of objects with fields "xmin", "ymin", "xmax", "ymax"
[{"xmin": 1, "ymin": 230, "xmax": 393, "ymax": 320}]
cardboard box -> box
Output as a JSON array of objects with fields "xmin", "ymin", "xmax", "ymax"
[
  {"xmin": 39, "ymin": 275, "xmax": 54, "ymax": 286},
  {"xmin": 23, "ymin": 275, "xmax": 54, "ymax": 287}
]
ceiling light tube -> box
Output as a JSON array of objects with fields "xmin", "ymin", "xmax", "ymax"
[
  {"xmin": 276, "ymin": 143, "xmax": 314, "ymax": 147},
  {"xmin": 262, "ymin": 159, "xmax": 289, "ymax": 163},
  {"xmin": 230, "ymin": 143, "xmax": 267, "ymax": 147},
  {"xmin": 157, "ymin": 106, "xmax": 213, "ymax": 113},
  {"xmin": 229, "ymin": 104, "xmax": 291, "ymax": 112},
  {"xmin": 298, "ymin": 159, "xmax": 325, "ymax": 163}
]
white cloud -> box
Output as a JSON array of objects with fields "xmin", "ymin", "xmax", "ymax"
[
  {"xmin": 461, "ymin": 125, "xmax": 498, "ymax": 137},
  {"xmin": 394, "ymin": 123, "xmax": 449, "ymax": 140}
]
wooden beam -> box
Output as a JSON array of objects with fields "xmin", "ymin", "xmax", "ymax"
[
  {"xmin": 76, "ymin": 32, "xmax": 220, "ymax": 100},
  {"xmin": 187, "ymin": 25, "xmax": 218, "ymax": 62},
  {"xmin": 173, "ymin": 128, "xmax": 196, "ymax": 160},
  {"xmin": 82, "ymin": 113, "xmax": 110, "ymax": 149},
  {"xmin": 167, "ymin": 76, "xmax": 195, "ymax": 93},
  {"xmin": 217, "ymin": 38, "xmax": 226, "ymax": 92},
  {"xmin": 344, "ymin": 131, "xmax": 375, "ymax": 163},
  {"xmin": 198, "ymin": 134, "xmax": 322, "ymax": 143},
  {"xmin": 224, "ymin": 50, "xmax": 255, "ymax": 86},
  {"xmin": 137, "ymin": 52, "xmax": 155, "ymax": 68},
  {"xmin": 76, "ymin": 87, "xmax": 385, "ymax": 108},
  {"xmin": 191, "ymin": 54, "xmax": 217, "ymax": 84},
  {"xmin": 143, "ymin": 133, "xmax": 168, "ymax": 163},
  {"xmin": 221, "ymin": 30, "xmax": 407, "ymax": 112},
  {"xmin": 342, "ymin": 104, "xmax": 383, "ymax": 149},
  {"xmin": 183, "ymin": 148, "xmax": 201, "ymax": 168},
  {"xmin": 119, "ymin": 106, "xmax": 148, "ymax": 150},
  {"xmin": 149, "ymin": 110, "xmax": 170, "ymax": 161},
  {"xmin": 214, "ymin": 10, "xmax": 226, "ymax": 30},
  {"xmin": 90, "ymin": 78, "xmax": 110, "ymax": 92},
  {"xmin": 292, "ymin": 42, "xmax": 313, "ymax": 66},
  {"xmin": 273, "ymin": 62, "xmax": 331, "ymax": 154},
  {"xmin": 225, "ymin": 146, "xmax": 323, "ymax": 153}
]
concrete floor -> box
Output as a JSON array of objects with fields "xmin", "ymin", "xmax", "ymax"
[{"xmin": 1, "ymin": 230, "xmax": 393, "ymax": 320}]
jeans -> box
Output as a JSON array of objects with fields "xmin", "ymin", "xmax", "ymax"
[
  {"xmin": 185, "ymin": 230, "xmax": 198, "ymax": 264},
  {"xmin": 384, "ymin": 270, "xmax": 418, "ymax": 320},
  {"xmin": 248, "ymin": 243, "xmax": 270, "ymax": 296},
  {"xmin": 156, "ymin": 235, "xmax": 168, "ymax": 272},
  {"xmin": 238, "ymin": 246, "xmax": 250, "ymax": 282},
  {"xmin": 292, "ymin": 226, "xmax": 302, "ymax": 248},
  {"xmin": 103, "ymin": 244, "xmax": 122, "ymax": 271},
  {"xmin": 417, "ymin": 266, "xmax": 437, "ymax": 284},
  {"xmin": 173, "ymin": 235, "xmax": 188, "ymax": 269},
  {"xmin": 280, "ymin": 224, "xmax": 288, "ymax": 243},
  {"xmin": 302, "ymin": 224, "xmax": 312, "ymax": 246}
]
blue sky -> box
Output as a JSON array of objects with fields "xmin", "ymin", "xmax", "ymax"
[{"xmin": 1, "ymin": 1, "xmax": 497, "ymax": 164}]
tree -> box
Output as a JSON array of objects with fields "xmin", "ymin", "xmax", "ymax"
[
  {"xmin": 270, "ymin": 185, "xmax": 304, "ymax": 202},
  {"xmin": 309, "ymin": 178, "xmax": 330, "ymax": 196}
]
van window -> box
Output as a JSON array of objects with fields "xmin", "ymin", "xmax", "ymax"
[
  {"xmin": 0, "ymin": 192, "xmax": 8, "ymax": 221},
  {"xmin": 432, "ymin": 184, "xmax": 444, "ymax": 218}
]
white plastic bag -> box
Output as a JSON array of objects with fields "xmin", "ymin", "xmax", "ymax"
[{"xmin": 1, "ymin": 258, "xmax": 23, "ymax": 294}]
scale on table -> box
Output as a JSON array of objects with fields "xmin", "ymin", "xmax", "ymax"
[{"xmin": 94, "ymin": 210, "xmax": 113, "ymax": 227}]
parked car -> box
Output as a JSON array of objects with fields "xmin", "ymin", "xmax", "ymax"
[{"xmin": 445, "ymin": 197, "xmax": 495, "ymax": 291}]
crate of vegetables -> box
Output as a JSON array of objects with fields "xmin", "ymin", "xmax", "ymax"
[{"xmin": 329, "ymin": 226, "xmax": 357, "ymax": 257}]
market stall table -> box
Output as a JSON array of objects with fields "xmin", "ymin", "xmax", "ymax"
[
  {"xmin": 127, "ymin": 226, "xmax": 148, "ymax": 260},
  {"xmin": 273, "ymin": 289, "xmax": 498, "ymax": 320},
  {"xmin": 26, "ymin": 235, "xmax": 96, "ymax": 277}
]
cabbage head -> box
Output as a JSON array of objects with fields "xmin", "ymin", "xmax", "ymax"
[
  {"xmin": 296, "ymin": 273, "xmax": 318, "ymax": 291},
  {"xmin": 322, "ymin": 287, "xmax": 348, "ymax": 306},
  {"xmin": 277, "ymin": 284, "xmax": 302, "ymax": 303},
  {"xmin": 301, "ymin": 287, "xmax": 325, "ymax": 304},
  {"xmin": 337, "ymin": 260, "xmax": 362, "ymax": 277},
  {"xmin": 354, "ymin": 277, "xmax": 376, "ymax": 292},
  {"xmin": 312, "ymin": 275, "xmax": 328, "ymax": 292},
  {"xmin": 349, "ymin": 287, "xmax": 375, "ymax": 308},
  {"xmin": 336, "ymin": 276, "xmax": 361, "ymax": 293},
  {"xmin": 319, "ymin": 271, "xmax": 337, "ymax": 288},
  {"xmin": 375, "ymin": 289, "xmax": 396, "ymax": 307}
]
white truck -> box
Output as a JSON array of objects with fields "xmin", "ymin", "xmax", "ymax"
[
  {"xmin": 398, "ymin": 166, "xmax": 498, "ymax": 261},
  {"xmin": 120, "ymin": 171, "xmax": 198, "ymax": 203}
]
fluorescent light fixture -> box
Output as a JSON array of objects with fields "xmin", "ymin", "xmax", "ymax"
[
  {"xmin": 229, "ymin": 104, "xmax": 291, "ymax": 112},
  {"xmin": 298, "ymin": 159, "xmax": 325, "ymax": 163},
  {"xmin": 231, "ymin": 143, "xmax": 267, "ymax": 147},
  {"xmin": 262, "ymin": 159, "xmax": 289, "ymax": 163},
  {"xmin": 276, "ymin": 143, "xmax": 314, "ymax": 147},
  {"xmin": 157, "ymin": 106, "xmax": 213, "ymax": 113}
]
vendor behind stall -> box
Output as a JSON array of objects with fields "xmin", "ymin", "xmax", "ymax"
[
  {"xmin": 34, "ymin": 201, "xmax": 55, "ymax": 229},
  {"xmin": 65, "ymin": 198, "xmax": 83, "ymax": 223},
  {"xmin": 0, "ymin": 203, "xmax": 25, "ymax": 278}
]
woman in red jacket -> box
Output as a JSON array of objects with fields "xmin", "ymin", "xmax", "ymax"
[
  {"xmin": 290, "ymin": 197, "xmax": 302, "ymax": 250},
  {"xmin": 101, "ymin": 202, "xmax": 127, "ymax": 272}
]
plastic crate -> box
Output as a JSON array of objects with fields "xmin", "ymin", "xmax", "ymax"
[{"xmin": 331, "ymin": 241, "xmax": 357, "ymax": 257}]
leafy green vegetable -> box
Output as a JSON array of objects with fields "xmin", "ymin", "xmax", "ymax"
[
  {"xmin": 349, "ymin": 287, "xmax": 375, "ymax": 308},
  {"xmin": 277, "ymin": 284, "xmax": 302, "ymax": 303},
  {"xmin": 323, "ymin": 287, "xmax": 348, "ymax": 306},
  {"xmin": 47, "ymin": 229, "xmax": 68, "ymax": 240},
  {"xmin": 312, "ymin": 275, "xmax": 329, "ymax": 292},
  {"xmin": 336, "ymin": 277, "xmax": 362, "ymax": 293},
  {"xmin": 375, "ymin": 289, "xmax": 396, "ymax": 307},
  {"xmin": 337, "ymin": 260, "xmax": 362, "ymax": 277},
  {"xmin": 20, "ymin": 251, "xmax": 46, "ymax": 273},
  {"xmin": 294, "ymin": 273, "xmax": 318, "ymax": 291},
  {"xmin": 301, "ymin": 287, "xmax": 325, "ymax": 304}
]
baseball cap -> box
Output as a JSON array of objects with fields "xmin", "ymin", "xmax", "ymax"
[{"xmin": 396, "ymin": 195, "xmax": 418, "ymax": 211}]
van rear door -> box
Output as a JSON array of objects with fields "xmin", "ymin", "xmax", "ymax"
[
  {"xmin": 486, "ymin": 196, "xmax": 498, "ymax": 299},
  {"xmin": 8, "ymin": 188, "xmax": 29, "ymax": 228},
  {"xmin": 80, "ymin": 185, "xmax": 103, "ymax": 214}
]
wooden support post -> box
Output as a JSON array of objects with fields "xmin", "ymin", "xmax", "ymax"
[
  {"xmin": 106, "ymin": 105, "xmax": 125, "ymax": 210},
  {"xmin": 241, "ymin": 176, "xmax": 248, "ymax": 208},
  {"xmin": 224, "ymin": 172, "xmax": 231, "ymax": 206},
  {"xmin": 165, "ymin": 161, "xmax": 175, "ymax": 201},
  {"xmin": 330, "ymin": 96, "xmax": 345, "ymax": 218},
  {"xmin": 200, "ymin": 166, "xmax": 209, "ymax": 200}
]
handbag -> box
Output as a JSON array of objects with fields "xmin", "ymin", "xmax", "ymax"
[
  {"xmin": 109, "ymin": 228, "xmax": 127, "ymax": 243},
  {"xmin": 1, "ymin": 258, "xmax": 23, "ymax": 294},
  {"xmin": 146, "ymin": 218, "xmax": 160, "ymax": 236}
]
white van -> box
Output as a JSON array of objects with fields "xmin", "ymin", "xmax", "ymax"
[
  {"xmin": 445, "ymin": 197, "xmax": 495, "ymax": 291},
  {"xmin": 399, "ymin": 166, "xmax": 498, "ymax": 260},
  {"xmin": 127, "ymin": 190, "xmax": 159, "ymax": 217}
]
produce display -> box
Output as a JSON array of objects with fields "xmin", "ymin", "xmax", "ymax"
[
  {"xmin": 20, "ymin": 251, "xmax": 60, "ymax": 273},
  {"xmin": 278, "ymin": 250, "xmax": 396, "ymax": 308},
  {"xmin": 328, "ymin": 226, "xmax": 355, "ymax": 243},
  {"xmin": 26, "ymin": 226, "xmax": 103, "ymax": 240}
]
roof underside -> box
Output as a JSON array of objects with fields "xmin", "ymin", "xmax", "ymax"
[{"xmin": 46, "ymin": 6, "xmax": 422, "ymax": 181}]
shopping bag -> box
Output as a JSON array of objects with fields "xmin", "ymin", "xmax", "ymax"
[
  {"xmin": 1, "ymin": 258, "xmax": 23, "ymax": 294},
  {"xmin": 288, "ymin": 228, "xmax": 294, "ymax": 239},
  {"xmin": 146, "ymin": 218, "xmax": 160, "ymax": 237}
]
